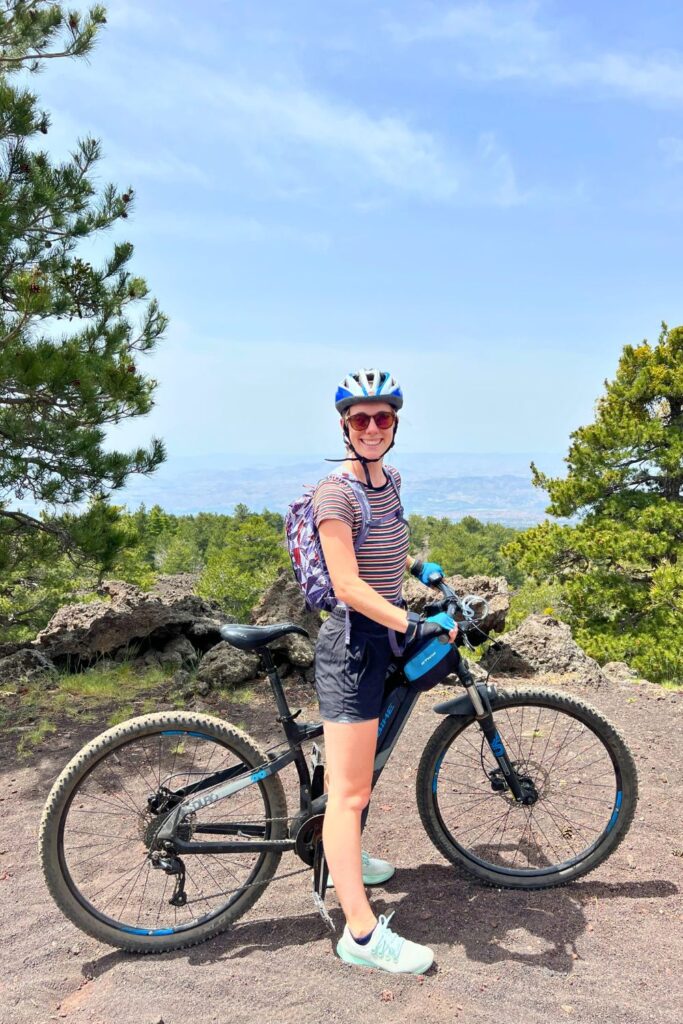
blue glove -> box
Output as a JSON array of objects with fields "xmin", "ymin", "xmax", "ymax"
[
  {"xmin": 403, "ymin": 610, "xmax": 456, "ymax": 649},
  {"xmin": 410, "ymin": 559, "xmax": 445, "ymax": 586}
]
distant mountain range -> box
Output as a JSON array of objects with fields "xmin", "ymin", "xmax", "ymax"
[{"xmin": 111, "ymin": 451, "xmax": 568, "ymax": 528}]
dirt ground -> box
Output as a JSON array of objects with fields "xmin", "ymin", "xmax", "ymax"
[{"xmin": 1, "ymin": 672, "xmax": 681, "ymax": 1024}]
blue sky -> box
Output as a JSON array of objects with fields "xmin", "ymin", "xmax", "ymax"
[{"xmin": 37, "ymin": 0, "xmax": 683, "ymax": 463}]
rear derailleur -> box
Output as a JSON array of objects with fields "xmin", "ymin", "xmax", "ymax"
[{"xmin": 150, "ymin": 847, "xmax": 187, "ymax": 907}]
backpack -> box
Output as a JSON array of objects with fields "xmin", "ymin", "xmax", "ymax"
[{"xmin": 285, "ymin": 467, "xmax": 405, "ymax": 615}]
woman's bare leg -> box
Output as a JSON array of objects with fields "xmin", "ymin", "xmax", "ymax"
[{"xmin": 323, "ymin": 718, "xmax": 378, "ymax": 938}]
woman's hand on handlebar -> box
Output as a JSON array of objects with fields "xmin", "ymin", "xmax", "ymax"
[
  {"xmin": 404, "ymin": 610, "xmax": 459, "ymax": 647},
  {"xmin": 409, "ymin": 559, "xmax": 445, "ymax": 587}
]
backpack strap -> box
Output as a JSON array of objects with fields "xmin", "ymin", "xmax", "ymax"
[
  {"xmin": 327, "ymin": 470, "xmax": 373, "ymax": 549},
  {"xmin": 323, "ymin": 471, "xmax": 373, "ymax": 645},
  {"xmin": 329, "ymin": 466, "xmax": 407, "ymax": 533},
  {"xmin": 384, "ymin": 466, "xmax": 410, "ymax": 529},
  {"xmin": 325, "ymin": 468, "xmax": 408, "ymax": 646}
]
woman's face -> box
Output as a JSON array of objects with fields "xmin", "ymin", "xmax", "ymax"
[{"xmin": 341, "ymin": 400, "xmax": 397, "ymax": 458}]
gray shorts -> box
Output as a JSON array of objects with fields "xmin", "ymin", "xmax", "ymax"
[{"xmin": 314, "ymin": 609, "xmax": 394, "ymax": 723}]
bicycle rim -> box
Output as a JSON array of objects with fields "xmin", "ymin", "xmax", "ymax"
[
  {"xmin": 56, "ymin": 725, "xmax": 276, "ymax": 937},
  {"xmin": 431, "ymin": 695, "xmax": 627, "ymax": 878}
]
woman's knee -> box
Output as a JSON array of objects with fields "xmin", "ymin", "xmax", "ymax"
[{"xmin": 327, "ymin": 785, "xmax": 371, "ymax": 815}]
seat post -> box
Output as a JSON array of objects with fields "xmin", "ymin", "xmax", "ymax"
[{"xmin": 259, "ymin": 647, "xmax": 295, "ymax": 723}]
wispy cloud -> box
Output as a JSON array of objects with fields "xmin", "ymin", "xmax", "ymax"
[
  {"xmin": 179, "ymin": 73, "xmax": 462, "ymax": 202},
  {"xmin": 472, "ymin": 132, "xmax": 528, "ymax": 206},
  {"xmin": 43, "ymin": 110, "xmax": 212, "ymax": 187},
  {"xmin": 387, "ymin": 1, "xmax": 683, "ymax": 105},
  {"xmin": 48, "ymin": 10, "xmax": 535, "ymax": 208},
  {"xmin": 387, "ymin": 0, "xmax": 554, "ymax": 67},
  {"xmin": 99, "ymin": 59, "xmax": 535, "ymax": 207},
  {"xmin": 105, "ymin": 0, "xmax": 220, "ymax": 57},
  {"xmin": 105, "ymin": 1, "xmax": 156, "ymax": 31},
  {"xmin": 585, "ymin": 54, "xmax": 683, "ymax": 105}
]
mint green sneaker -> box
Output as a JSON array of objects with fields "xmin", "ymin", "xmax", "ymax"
[
  {"xmin": 336, "ymin": 912, "xmax": 434, "ymax": 974},
  {"xmin": 327, "ymin": 850, "xmax": 395, "ymax": 890}
]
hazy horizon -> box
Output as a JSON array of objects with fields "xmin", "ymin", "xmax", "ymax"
[{"xmin": 103, "ymin": 449, "xmax": 568, "ymax": 527}]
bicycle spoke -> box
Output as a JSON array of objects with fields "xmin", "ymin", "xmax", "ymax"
[
  {"xmin": 58, "ymin": 724, "xmax": 277, "ymax": 936},
  {"xmin": 432, "ymin": 699, "xmax": 622, "ymax": 874}
]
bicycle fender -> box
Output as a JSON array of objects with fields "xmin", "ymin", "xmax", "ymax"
[{"xmin": 432, "ymin": 682, "xmax": 498, "ymax": 717}]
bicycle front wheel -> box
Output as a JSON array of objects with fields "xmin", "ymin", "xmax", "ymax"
[
  {"xmin": 417, "ymin": 688, "xmax": 637, "ymax": 889},
  {"xmin": 40, "ymin": 712, "xmax": 288, "ymax": 953}
]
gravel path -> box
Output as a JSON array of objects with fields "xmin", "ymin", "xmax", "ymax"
[{"xmin": 1, "ymin": 674, "xmax": 681, "ymax": 1024}]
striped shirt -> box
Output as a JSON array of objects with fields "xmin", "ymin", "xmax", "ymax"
[{"xmin": 313, "ymin": 465, "xmax": 409, "ymax": 605}]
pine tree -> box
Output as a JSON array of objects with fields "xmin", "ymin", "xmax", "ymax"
[
  {"xmin": 506, "ymin": 324, "xmax": 683, "ymax": 683},
  {"xmin": 198, "ymin": 517, "xmax": 289, "ymax": 619},
  {"xmin": 0, "ymin": 3, "xmax": 168, "ymax": 635}
]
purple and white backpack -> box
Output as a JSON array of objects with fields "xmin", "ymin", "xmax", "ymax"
[{"xmin": 285, "ymin": 468, "xmax": 406, "ymax": 639}]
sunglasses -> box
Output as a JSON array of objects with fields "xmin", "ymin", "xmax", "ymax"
[{"xmin": 345, "ymin": 409, "xmax": 397, "ymax": 431}]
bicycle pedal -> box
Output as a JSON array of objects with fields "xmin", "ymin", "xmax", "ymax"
[{"xmin": 312, "ymin": 892, "xmax": 336, "ymax": 932}]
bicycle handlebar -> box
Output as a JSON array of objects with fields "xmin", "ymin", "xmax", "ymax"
[{"xmin": 429, "ymin": 578, "xmax": 490, "ymax": 632}]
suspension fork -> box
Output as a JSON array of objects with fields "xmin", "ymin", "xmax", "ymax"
[{"xmin": 455, "ymin": 656, "xmax": 527, "ymax": 803}]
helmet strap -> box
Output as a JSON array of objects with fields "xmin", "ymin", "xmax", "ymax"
[{"xmin": 324, "ymin": 420, "xmax": 399, "ymax": 489}]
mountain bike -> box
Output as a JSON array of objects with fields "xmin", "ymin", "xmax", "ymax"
[{"xmin": 39, "ymin": 580, "xmax": 638, "ymax": 953}]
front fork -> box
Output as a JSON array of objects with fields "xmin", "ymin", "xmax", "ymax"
[{"xmin": 457, "ymin": 661, "xmax": 536, "ymax": 805}]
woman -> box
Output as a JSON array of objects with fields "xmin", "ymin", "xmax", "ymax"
[{"xmin": 312, "ymin": 368, "xmax": 458, "ymax": 974}]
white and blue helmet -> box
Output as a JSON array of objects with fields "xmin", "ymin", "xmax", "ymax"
[{"xmin": 334, "ymin": 369, "xmax": 403, "ymax": 414}]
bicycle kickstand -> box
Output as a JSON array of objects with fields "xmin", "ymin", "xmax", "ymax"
[{"xmin": 312, "ymin": 838, "xmax": 335, "ymax": 932}]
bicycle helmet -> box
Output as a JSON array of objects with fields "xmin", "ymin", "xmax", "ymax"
[
  {"xmin": 327, "ymin": 369, "xmax": 403, "ymax": 487},
  {"xmin": 335, "ymin": 369, "xmax": 403, "ymax": 413}
]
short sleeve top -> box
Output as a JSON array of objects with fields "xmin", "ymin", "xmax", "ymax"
[{"xmin": 312, "ymin": 465, "xmax": 409, "ymax": 605}]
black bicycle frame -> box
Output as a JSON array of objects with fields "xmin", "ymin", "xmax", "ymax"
[
  {"xmin": 158, "ymin": 654, "xmax": 427, "ymax": 855},
  {"xmin": 160, "ymin": 593, "xmax": 524, "ymax": 856}
]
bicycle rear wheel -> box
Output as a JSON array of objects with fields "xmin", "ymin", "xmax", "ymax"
[
  {"xmin": 417, "ymin": 688, "xmax": 637, "ymax": 889},
  {"xmin": 40, "ymin": 712, "xmax": 288, "ymax": 952}
]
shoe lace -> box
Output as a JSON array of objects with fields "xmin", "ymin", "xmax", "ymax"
[{"xmin": 373, "ymin": 912, "xmax": 404, "ymax": 963}]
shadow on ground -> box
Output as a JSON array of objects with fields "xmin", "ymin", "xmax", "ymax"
[{"xmin": 81, "ymin": 865, "xmax": 678, "ymax": 982}]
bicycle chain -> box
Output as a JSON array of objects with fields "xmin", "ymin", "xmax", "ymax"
[{"xmin": 163, "ymin": 809, "xmax": 320, "ymax": 905}]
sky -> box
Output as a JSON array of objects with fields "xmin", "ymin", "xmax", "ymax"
[{"xmin": 34, "ymin": 0, "xmax": 683, "ymax": 464}]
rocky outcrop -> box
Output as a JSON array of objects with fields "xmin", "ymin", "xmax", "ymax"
[
  {"xmin": 250, "ymin": 568, "xmax": 320, "ymax": 669},
  {"xmin": 195, "ymin": 642, "xmax": 260, "ymax": 690},
  {"xmin": 150, "ymin": 573, "xmax": 202, "ymax": 602},
  {"xmin": 11, "ymin": 569, "xmax": 514, "ymax": 692},
  {"xmin": 33, "ymin": 578, "xmax": 227, "ymax": 666},
  {"xmin": 0, "ymin": 640, "xmax": 34, "ymax": 660},
  {"xmin": 601, "ymin": 661, "xmax": 643, "ymax": 684},
  {"xmin": 157, "ymin": 635, "xmax": 199, "ymax": 672},
  {"xmin": 4, "ymin": 568, "xmax": 639, "ymax": 697},
  {"xmin": 0, "ymin": 648, "xmax": 57, "ymax": 686},
  {"xmin": 480, "ymin": 614, "xmax": 606, "ymax": 687}
]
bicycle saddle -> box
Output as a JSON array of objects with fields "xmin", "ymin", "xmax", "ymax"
[{"xmin": 219, "ymin": 622, "xmax": 309, "ymax": 651}]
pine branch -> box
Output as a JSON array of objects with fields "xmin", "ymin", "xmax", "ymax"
[
  {"xmin": 0, "ymin": 595, "xmax": 53, "ymax": 626},
  {"xmin": 0, "ymin": 507, "xmax": 76, "ymax": 546}
]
